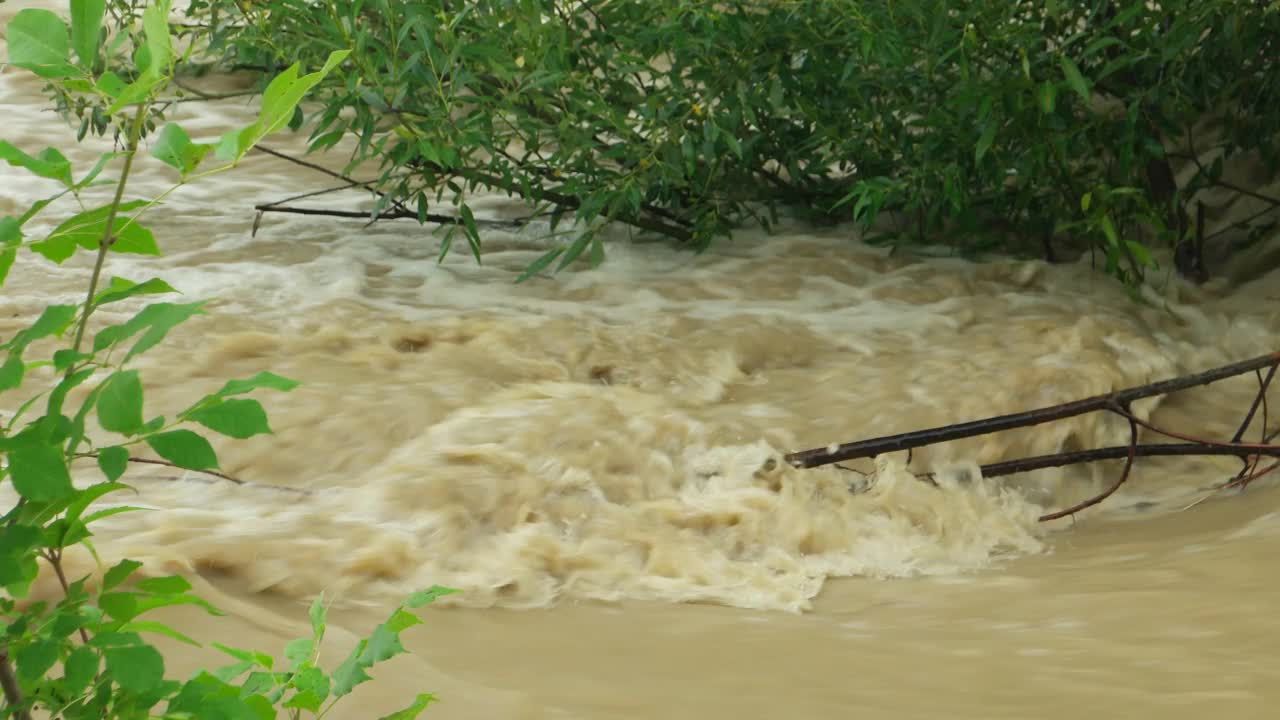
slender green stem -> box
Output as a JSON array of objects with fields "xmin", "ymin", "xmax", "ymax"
[{"xmin": 68, "ymin": 103, "xmax": 149, "ymax": 362}]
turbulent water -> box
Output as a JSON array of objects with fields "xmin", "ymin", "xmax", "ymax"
[{"xmin": 5, "ymin": 8, "xmax": 1280, "ymax": 718}]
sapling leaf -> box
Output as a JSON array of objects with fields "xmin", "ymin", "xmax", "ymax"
[
  {"xmin": 103, "ymin": 644, "xmax": 165, "ymax": 694},
  {"xmin": 10, "ymin": 441, "xmax": 74, "ymax": 501},
  {"xmin": 63, "ymin": 646, "xmax": 100, "ymax": 695},
  {"xmin": 15, "ymin": 640, "xmax": 60, "ymax": 683},
  {"xmin": 98, "ymin": 369, "xmax": 145, "ymax": 436},
  {"xmin": 69, "ymin": 0, "xmax": 105, "ymax": 68},
  {"xmin": 0, "ymin": 141, "xmax": 73, "ymax": 186},
  {"xmin": 377, "ymin": 692, "xmax": 437, "ymax": 720},
  {"xmin": 6, "ymin": 9, "xmax": 77, "ymax": 79},
  {"xmin": 145, "ymin": 430, "xmax": 218, "ymax": 471},
  {"xmin": 151, "ymin": 123, "xmax": 215, "ymax": 177},
  {"xmin": 187, "ymin": 398, "xmax": 272, "ymax": 439}
]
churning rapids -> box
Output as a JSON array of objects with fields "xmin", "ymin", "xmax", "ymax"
[{"xmin": 4, "ymin": 11, "xmax": 1280, "ymax": 720}]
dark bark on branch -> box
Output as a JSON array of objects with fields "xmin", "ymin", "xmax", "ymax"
[
  {"xmin": 972, "ymin": 442, "xmax": 1280, "ymax": 478},
  {"xmin": 0, "ymin": 652, "xmax": 31, "ymax": 720},
  {"xmin": 786, "ymin": 351, "xmax": 1280, "ymax": 469}
]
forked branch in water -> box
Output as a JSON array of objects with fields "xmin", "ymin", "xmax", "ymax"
[{"xmin": 786, "ymin": 351, "xmax": 1280, "ymax": 521}]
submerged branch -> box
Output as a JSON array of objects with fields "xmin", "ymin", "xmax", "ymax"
[
  {"xmin": 972, "ymin": 441, "xmax": 1280, "ymax": 478},
  {"xmin": 790, "ymin": 351, "xmax": 1280, "ymax": 520},
  {"xmin": 74, "ymin": 453, "xmax": 246, "ymax": 485},
  {"xmin": 786, "ymin": 351, "xmax": 1280, "ymax": 469}
]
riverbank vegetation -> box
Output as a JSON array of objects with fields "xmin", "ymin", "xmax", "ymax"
[
  {"xmin": 2, "ymin": 3, "xmax": 447, "ymax": 717},
  {"xmin": 3, "ymin": 1, "xmax": 1279, "ymax": 716},
  {"xmin": 177, "ymin": 0, "xmax": 1280, "ymax": 287}
]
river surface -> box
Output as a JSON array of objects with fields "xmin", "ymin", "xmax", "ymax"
[{"xmin": 4, "ymin": 8, "xmax": 1280, "ymax": 719}]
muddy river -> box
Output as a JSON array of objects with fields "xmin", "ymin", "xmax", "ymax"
[{"xmin": 3, "ymin": 7, "xmax": 1280, "ymax": 719}]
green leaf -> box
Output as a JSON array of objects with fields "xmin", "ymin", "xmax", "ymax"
[
  {"xmin": 974, "ymin": 122, "xmax": 997, "ymax": 163},
  {"xmin": 92, "ymin": 301, "xmax": 205, "ymax": 361},
  {"xmin": 98, "ymin": 370, "xmax": 145, "ymax": 436},
  {"xmin": 103, "ymin": 559, "xmax": 142, "ymax": 590},
  {"xmin": 98, "ymin": 591, "xmax": 140, "ymax": 622},
  {"xmin": 378, "ymin": 693, "xmax": 437, "ymax": 720},
  {"xmin": 187, "ymin": 398, "xmax": 271, "ymax": 439},
  {"xmin": 98, "ymin": 446, "xmax": 130, "ymax": 481},
  {"xmin": 404, "ymin": 585, "xmax": 459, "ymax": 607},
  {"xmin": 1037, "ymin": 80, "xmax": 1057, "ymax": 114},
  {"xmin": 140, "ymin": 0, "xmax": 173, "ymax": 76},
  {"xmin": 95, "ymin": 70, "xmax": 128, "ymax": 99},
  {"xmin": 135, "ymin": 575, "xmax": 192, "ymax": 595},
  {"xmin": 211, "ymin": 643, "xmax": 273, "ymax": 671},
  {"xmin": 0, "ymin": 245, "xmax": 15, "ymax": 288},
  {"xmin": 0, "ymin": 141, "xmax": 73, "ymax": 186},
  {"xmin": 0, "ymin": 353, "xmax": 24, "ymax": 391},
  {"xmin": 215, "ymin": 371, "xmax": 300, "ymax": 397},
  {"xmin": 1100, "ymin": 215, "xmax": 1119, "ymax": 246},
  {"xmin": 10, "ymin": 441, "xmax": 74, "ymax": 501},
  {"xmin": 1080, "ymin": 192, "xmax": 1092, "ymax": 213},
  {"xmin": 15, "ymin": 640, "xmax": 60, "ymax": 683},
  {"xmin": 459, "ymin": 203, "xmax": 482, "ymax": 263},
  {"xmin": 63, "ymin": 646, "xmax": 99, "ymax": 695},
  {"xmin": 308, "ymin": 594, "xmax": 327, "ymax": 644},
  {"xmin": 1126, "ymin": 240, "xmax": 1155, "ymax": 268},
  {"xmin": 6, "ymin": 9, "xmax": 77, "ymax": 79},
  {"xmin": 151, "ymin": 123, "xmax": 214, "ymax": 177},
  {"xmin": 94, "ymin": 276, "xmax": 178, "ymax": 308},
  {"xmin": 217, "ymin": 50, "xmax": 351, "ymax": 162},
  {"xmin": 1059, "ymin": 56, "xmax": 1091, "ymax": 102},
  {"xmin": 330, "ymin": 642, "xmax": 373, "ymax": 697},
  {"xmin": 69, "ymin": 0, "xmax": 105, "ymax": 68},
  {"xmin": 283, "ymin": 637, "xmax": 314, "ymax": 669},
  {"xmin": 0, "ymin": 525, "xmax": 42, "ymax": 587},
  {"xmin": 283, "ymin": 689, "xmax": 325, "ymax": 713},
  {"xmin": 31, "ymin": 201, "xmax": 157, "ymax": 263},
  {"xmin": 103, "ymin": 644, "xmax": 164, "ymax": 694},
  {"xmin": 145, "ymin": 430, "xmax": 218, "ymax": 471},
  {"xmin": 557, "ymin": 233, "xmax": 591, "ymax": 272},
  {"xmin": 104, "ymin": 71, "xmax": 166, "ymax": 114},
  {"xmin": 515, "ymin": 247, "xmax": 564, "ymax": 283},
  {"xmin": 119, "ymin": 620, "xmax": 201, "ymax": 646}
]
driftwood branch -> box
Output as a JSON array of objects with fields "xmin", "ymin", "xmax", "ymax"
[
  {"xmin": 788, "ymin": 351, "xmax": 1280, "ymax": 520},
  {"xmin": 787, "ymin": 351, "xmax": 1280, "ymax": 469}
]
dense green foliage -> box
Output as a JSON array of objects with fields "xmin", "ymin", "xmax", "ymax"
[
  {"xmin": 180, "ymin": 0, "xmax": 1280, "ymax": 286},
  {"xmin": 2, "ymin": 3, "xmax": 448, "ymax": 718}
]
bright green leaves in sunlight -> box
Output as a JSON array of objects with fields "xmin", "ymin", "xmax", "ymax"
[
  {"xmin": 69, "ymin": 0, "xmax": 106, "ymax": 69},
  {"xmin": 151, "ymin": 123, "xmax": 215, "ymax": 178},
  {"xmin": 0, "ymin": 141, "xmax": 74, "ymax": 187},
  {"xmin": 144, "ymin": 430, "xmax": 218, "ymax": 471},
  {"xmin": 98, "ymin": 370, "xmax": 145, "ymax": 436},
  {"xmin": 0, "ymin": 7, "xmax": 453, "ymax": 719},
  {"xmin": 93, "ymin": 276, "xmax": 179, "ymax": 308},
  {"xmin": 186, "ymin": 399, "xmax": 272, "ymax": 439},
  {"xmin": 32, "ymin": 201, "xmax": 160, "ymax": 264},
  {"xmin": 8, "ymin": 442, "xmax": 74, "ymax": 502},
  {"xmin": 5, "ymin": 9, "xmax": 77, "ymax": 79},
  {"xmin": 93, "ymin": 301, "xmax": 206, "ymax": 361},
  {"xmin": 216, "ymin": 49, "xmax": 351, "ymax": 163}
]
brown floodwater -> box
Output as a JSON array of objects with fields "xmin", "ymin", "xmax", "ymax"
[{"xmin": 3, "ymin": 5, "xmax": 1280, "ymax": 719}]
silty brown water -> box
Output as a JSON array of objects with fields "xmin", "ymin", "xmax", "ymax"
[{"xmin": 3, "ymin": 6, "xmax": 1280, "ymax": 718}]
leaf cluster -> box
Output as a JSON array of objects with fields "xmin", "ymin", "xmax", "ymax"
[
  {"xmin": 183, "ymin": 0, "xmax": 1280, "ymax": 287},
  {"xmin": 2, "ymin": 4, "xmax": 450, "ymax": 719}
]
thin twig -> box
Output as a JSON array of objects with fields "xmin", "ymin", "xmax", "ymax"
[
  {"xmin": 974, "ymin": 441, "xmax": 1280, "ymax": 478},
  {"xmin": 0, "ymin": 652, "xmax": 31, "ymax": 720},
  {"xmin": 74, "ymin": 453, "xmax": 245, "ymax": 484},
  {"xmin": 786, "ymin": 351, "xmax": 1280, "ymax": 469},
  {"xmin": 1233, "ymin": 365, "xmax": 1278, "ymax": 442},
  {"xmin": 1039, "ymin": 410, "xmax": 1140, "ymax": 521}
]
